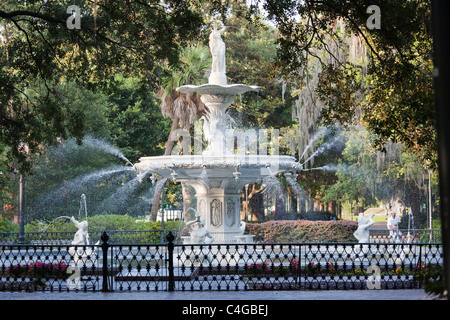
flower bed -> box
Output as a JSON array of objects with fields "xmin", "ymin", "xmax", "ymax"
[
  {"xmin": 6, "ymin": 261, "xmax": 69, "ymax": 279},
  {"xmin": 245, "ymin": 262, "xmax": 296, "ymax": 276}
]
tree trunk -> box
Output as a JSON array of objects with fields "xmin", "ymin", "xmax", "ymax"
[
  {"xmin": 150, "ymin": 177, "xmax": 167, "ymax": 221},
  {"xmin": 337, "ymin": 202, "xmax": 342, "ymax": 219},
  {"xmin": 181, "ymin": 182, "xmax": 195, "ymax": 217},
  {"xmin": 288, "ymin": 190, "xmax": 298, "ymax": 214},
  {"xmin": 150, "ymin": 117, "xmax": 179, "ymax": 221},
  {"xmin": 275, "ymin": 191, "xmax": 286, "ymax": 219},
  {"xmin": 298, "ymin": 196, "xmax": 306, "ymax": 213},
  {"xmin": 307, "ymin": 196, "xmax": 314, "ymax": 212},
  {"xmin": 249, "ymin": 191, "xmax": 264, "ymax": 221},
  {"xmin": 409, "ymin": 183, "xmax": 424, "ymax": 228},
  {"xmin": 330, "ymin": 200, "xmax": 337, "ymax": 215}
]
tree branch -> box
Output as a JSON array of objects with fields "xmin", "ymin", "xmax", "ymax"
[{"xmin": 0, "ymin": 10, "xmax": 66, "ymax": 24}]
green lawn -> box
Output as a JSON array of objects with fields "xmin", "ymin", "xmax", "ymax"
[{"xmin": 344, "ymin": 214, "xmax": 387, "ymax": 223}]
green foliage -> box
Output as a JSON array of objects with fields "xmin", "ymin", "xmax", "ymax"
[
  {"xmin": 1, "ymin": 0, "xmax": 206, "ymax": 172},
  {"xmin": 258, "ymin": 0, "xmax": 436, "ymax": 168},
  {"xmin": 0, "ymin": 218, "xmax": 17, "ymax": 232},
  {"xmin": 0, "ymin": 141, "xmax": 16, "ymax": 218},
  {"xmin": 320, "ymin": 126, "xmax": 432, "ymax": 224},
  {"xmin": 24, "ymin": 214, "xmax": 184, "ymax": 232},
  {"xmin": 105, "ymin": 75, "xmax": 171, "ymax": 161},
  {"xmin": 321, "ymin": 127, "xmax": 379, "ymax": 207},
  {"xmin": 224, "ymin": 9, "xmax": 293, "ymax": 129},
  {"xmin": 416, "ymin": 264, "xmax": 446, "ymax": 299}
]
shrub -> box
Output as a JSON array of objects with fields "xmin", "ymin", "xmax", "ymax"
[
  {"xmin": 0, "ymin": 218, "xmax": 18, "ymax": 233},
  {"xmin": 415, "ymin": 263, "xmax": 446, "ymax": 299},
  {"xmin": 245, "ymin": 220, "xmax": 358, "ymax": 243},
  {"xmin": 263, "ymin": 211, "xmax": 338, "ymax": 222},
  {"xmin": 24, "ymin": 214, "xmax": 184, "ymax": 233}
]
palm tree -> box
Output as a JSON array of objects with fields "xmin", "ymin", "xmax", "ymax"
[{"xmin": 150, "ymin": 45, "xmax": 211, "ymax": 221}]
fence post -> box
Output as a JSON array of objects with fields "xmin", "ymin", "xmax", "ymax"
[
  {"xmin": 166, "ymin": 231, "xmax": 175, "ymax": 291},
  {"xmin": 101, "ymin": 231, "xmax": 110, "ymax": 292},
  {"xmin": 297, "ymin": 244, "xmax": 301, "ymax": 290}
]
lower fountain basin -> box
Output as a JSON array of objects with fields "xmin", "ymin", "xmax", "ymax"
[{"xmin": 134, "ymin": 154, "xmax": 299, "ymax": 181}]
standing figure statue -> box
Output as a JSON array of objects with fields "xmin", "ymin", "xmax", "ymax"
[
  {"xmin": 209, "ymin": 21, "xmax": 227, "ymax": 85},
  {"xmin": 353, "ymin": 212, "xmax": 375, "ymax": 258},
  {"xmin": 186, "ymin": 214, "xmax": 214, "ymax": 245},
  {"xmin": 353, "ymin": 212, "xmax": 375, "ymax": 243},
  {"xmin": 67, "ymin": 216, "xmax": 98, "ymax": 290}
]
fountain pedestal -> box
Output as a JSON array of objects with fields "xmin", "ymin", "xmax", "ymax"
[{"xmin": 194, "ymin": 184, "xmax": 242, "ymax": 243}]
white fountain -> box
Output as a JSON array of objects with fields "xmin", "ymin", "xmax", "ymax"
[{"xmin": 134, "ymin": 21, "xmax": 299, "ymax": 243}]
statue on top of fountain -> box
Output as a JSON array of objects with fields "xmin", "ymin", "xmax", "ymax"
[{"xmin": 209, "ymin": 20, "xmax": 227, "ymax": 85}]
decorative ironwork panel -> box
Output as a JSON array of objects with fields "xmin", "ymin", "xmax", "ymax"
[
  {"xmin": 0, "ymin": 244, "xmax": 100, "ymax": 292},
  {"xmin": 173, "ymin": 244, "xmax": 300, "ymax": 291},
  {"xmin": 0, "ymin": 242, "xmax": 443, "ymax": 292},
  {"xmin": 111, "ymin": 245, "xmax": 167, "ymax": 291}
]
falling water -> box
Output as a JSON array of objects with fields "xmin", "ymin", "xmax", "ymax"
[
  {"xmin": 82, "ymin": 135, "xmax": 133, "ymax": 166},
  {"xmin": 298, "ymin": 127, "xmax": 329, "ymax": 162},
  {"xmin": 284, "ymin": 174, "xmax": 307, "ymax": 198},
  {"xmin": 37, "ymin": 165, "xmax": 134, "ymax": 207},
  {"xmin": 94, "ymin": 177, "xmax": 141, "ymax": 215},
  {"xmin": 38, "ymin": 216, "xmax": 72, "ymax": 240},
  {"xmin": 300, "ymin": 164, "xmax": 340, "ymax": 172},
  {"xmin": 79, "ymin": 194, "xmax": 88, "ymax": 220},
  {"xmin": 200, "ymin": 166, "xmax": 209, "ymax": 182},
  {"xmin": 301, "ymin": 134, "xmax": 343, "ymax": 166}
]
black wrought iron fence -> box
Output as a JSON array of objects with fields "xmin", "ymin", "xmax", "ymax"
[
  {"xmin": 0, "ymin": 243, "xmax": 101, "ymax": 292},
  {"xmin": 0, "ymin": 232, "xmax": 443, "ymax": 293}
]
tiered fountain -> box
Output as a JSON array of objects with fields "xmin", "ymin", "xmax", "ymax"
[{"xmin": 134, "ymin": 21, "xmax": 299, "ymax": 243}]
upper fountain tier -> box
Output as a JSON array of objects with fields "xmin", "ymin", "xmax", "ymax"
[
  {"xmin": 176, "ymin": 20, "xmax": 258, "ymax": 134},
  {"xmin": 177, "ymin": 20, "xmax": 258, "ymax": 94},
  {"xmin": 177, "ymin": 83, "xmax": 259, "ymax": 96}
]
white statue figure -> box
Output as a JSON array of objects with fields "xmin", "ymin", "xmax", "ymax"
[
  {"xmin": 182, "ymin": 214, "xmax": 215, "ymax": 266},
  {"xmin": 70, "ymin": 216, "xmax": 90, "ymax": 246},
  {"xmin": 209, "ymin": 21, "xmax": 227, "ymax": 85},
  {"xmin": 239, "ymin": 221, "xmax": 246, "ymax": 235},
  {"xmin": 353, "ymin": 212, "xmax": 375, "ymax": 243},
  {"xmin": 67, "ymin": 216, "xmax": 98, "ymax": 290},
  {"xmin": 353, "ymin": 212, "xmax": 375, "ymax": 258},
  {"xmin": 186, "ymin": 214, "xmax": 214, "ymax": 244},
  {"xmin": 209, "ymin": 21, "xmax": 226, "ymax": 73}
]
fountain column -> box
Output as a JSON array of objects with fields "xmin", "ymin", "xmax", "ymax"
[{"xmin": 184, "ymin": 176, "xmax": 250, "ymax": 243}]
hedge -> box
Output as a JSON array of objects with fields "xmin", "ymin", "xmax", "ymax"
[
  {"xmin": 24, "ymin": 214, "xmax": 184, "ymax": 233},
  {"xmin": 245, "ymin": 220, "xmax": 358, "ymax": 243}
]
